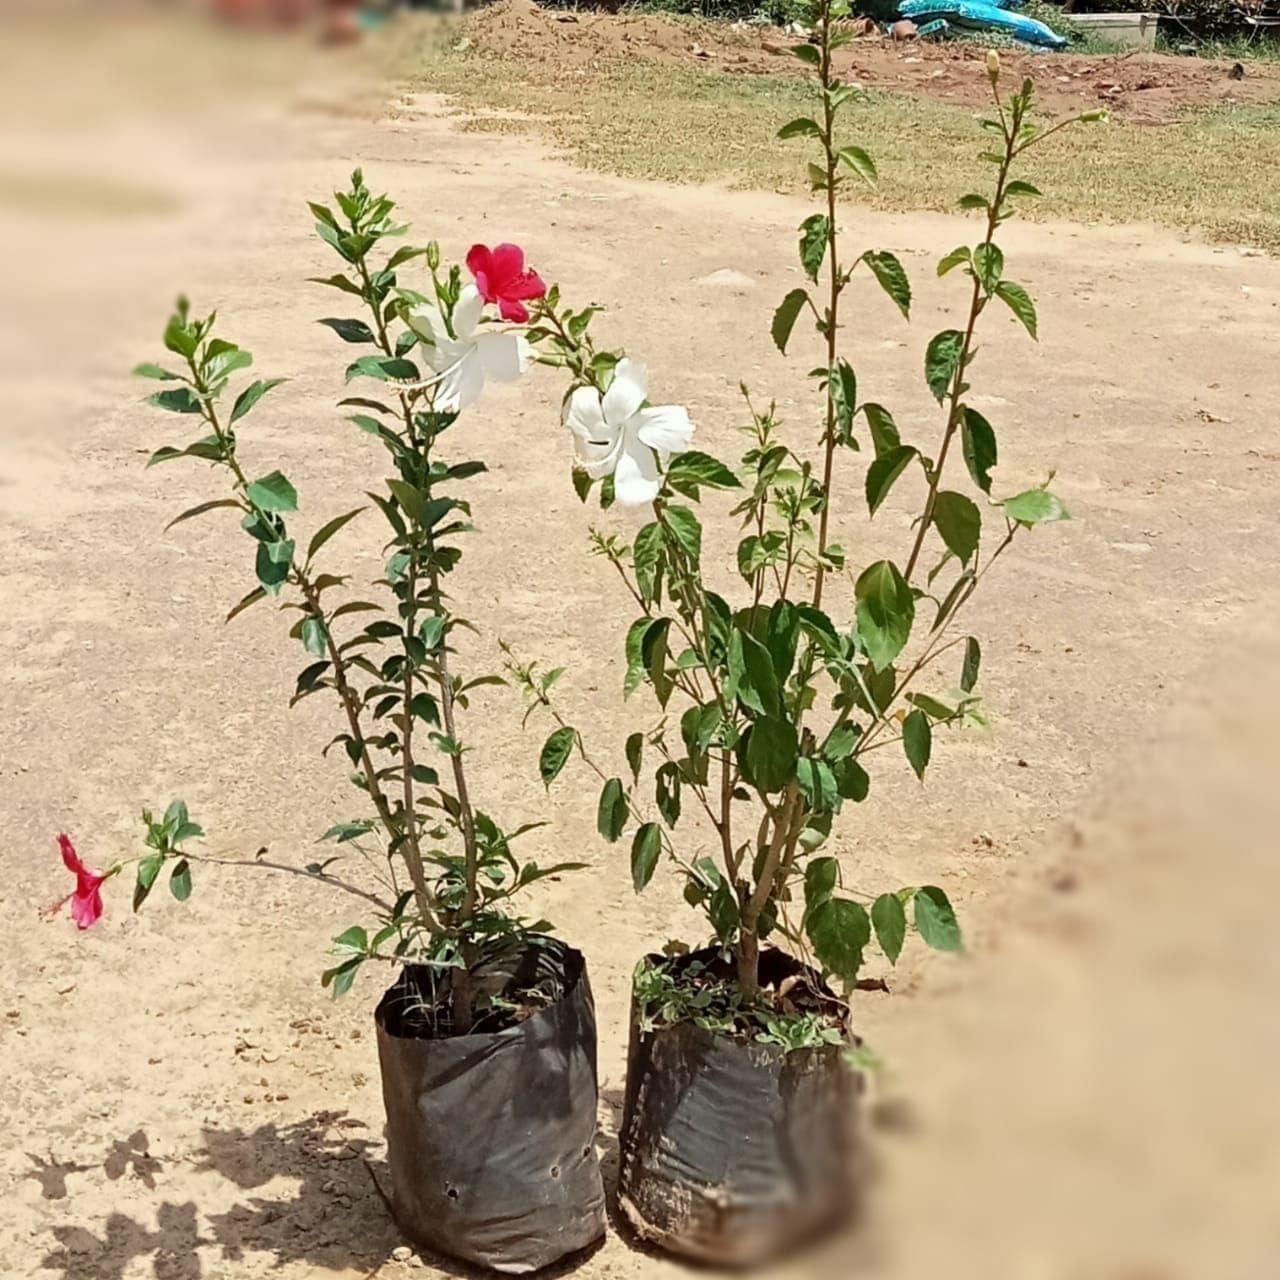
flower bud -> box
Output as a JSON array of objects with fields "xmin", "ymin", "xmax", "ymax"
[
  {"xmin": 1079, "ymin": 108, "xmax": 1109, "ymax": 124},
  {"xmin": 426, "ymin": 240, "xmax": 441, "ymax": 271},
  {"xmin": 986, "ymin": 50, "xmax": 1000, "ymax": 85}
]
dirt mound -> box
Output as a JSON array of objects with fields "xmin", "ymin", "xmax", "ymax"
[{"xmin": 466, "ymin": 0, "xmax": 1280, "ymax": 123}]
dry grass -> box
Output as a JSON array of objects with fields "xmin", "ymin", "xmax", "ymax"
[{"xmin": 386, "ymin": 19, "xmax": 1280, "ymax": 251}]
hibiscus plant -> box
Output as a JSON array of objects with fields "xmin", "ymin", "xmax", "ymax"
[
  {"xmin": 109, "ymin": 172, "xmax": 579, "ymax": 1030},
  {"xmin": 515, "ymin": 14, "xmax": 1103, "ymax": 1032}
]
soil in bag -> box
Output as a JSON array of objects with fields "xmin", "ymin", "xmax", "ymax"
[
  {"xmin": 618, "ymin": 945, "xmax": 861, "ymax": 1267},
  {"xmin": 375, "ymin": 939, "xmax": 606, "ymax": 1274}
]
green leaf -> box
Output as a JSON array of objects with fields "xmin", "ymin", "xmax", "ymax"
[
  {"xmin": 861, "ymin": 403, "xmax": 900, "ymax": 458},
  {"xmin": 865, "ymin": 446, "xmax": 918, "ymax": 516},
  {"xmin": 871, "ymin": 893, "xmax": 906, "ymax": 964},
  {"xmin": 133, "ymin": 855, "xmax": 163, "ymax": 912},
  {"xmin": 643, "ymin": 617, "xmax": 673, "ymax": 707},
  {"xmin": 666, "ymin": 451, "xmax": 740, "ymax": 492},
  {"xmin": 255, "ymin": 538, "xmax": 295, "ymax": 594},
  {"xmin": 771, "ymin": 288, "xmax": 809, "ymax": 356},
  {"xmin": 925, "ymin": 330, "xmax": 965, "ymax": 404},
  {"xmin": 597, "ymin": 776, "xmax": 628, "ymax": 843},
  {"xmin": 345, "ymin": 355, "xmax": 417, "ymax": 384},
  {"xmin": 961, "ymin": 406, "xmax": 998, "ymax": 494},
  {"xmin": 246, "ymin": 471, "xmax": 298, "ymax": 514},
  {"xmin": 320, "ymin": 820, "xmax": 376, "ymax": 843},
  {"xmin": 163, "ymin": 314, "xmax": 197, "ymax": 358},
  {"xmin": 308, "ymin": 273, "xmax": 364, "ymax": 297},
  {"xmin": 937, "ymin": 245, "xmax": 972, "ymax": 277},
  {"xmin": 796, "ymin": 757, "xmax": 838, "ymax": 814},
  {"xmin": 903, "ymin": 709, "xmax": 931, "ymax": 780},
  {"xmin": 995, "ymin": 280, "xmax": 1037, "ymax": 339},
  {"xmin": 205, "ymin": 341, "xmax": 252, "ymax": 382},
  {"xmin": 624, "ymin": 733, "xmax": 643, "ymax": 784},
  {"xmin": 972, "ymin": 243, "xmax": 1004, "ymax": 294},
  {"xmin": 777, "ymin": 116, "xmax": 822, "ymax": 139},
  {"xmin": 830, "ymin": 360, "xmax": 857, "ymax": 444},
  {"xmin": 799, "ymin": 214, "xmax": 829, "ymax": 282},
  {"xmin": 1002, "ymin": 488, "xmax": 1070, "ymax": 526},
  {"xmin": 147, "ymin": 387, "xmax": 202, "ymax": 414},
  {"xmin": 169, "ymin": 859, "xmax": 193, "ymax": 902},
  {"xmin": 333, "ymin": 925, "xmax": 369, "ymax": 953},
  {"xmin": 631, "ymin": 823, "xmax": 663, "ymax": 892},
  {"xmin": 385, "ymin": 479, "xmax": 427, "ymax": 524},
  {"xmin": 932, "ymin": 490, "xmax": 981, "ymax": 564},
  {"xmin": 623, "ymin": 616, "xmax": 653, "ymax": 698},
  {"xmin": 804, "ymin": 856, "xmax": 839, "ymax": 912},
  {"xmin": 318, "ymin": 317, "xmax": 377, "ymax": 344},
  {"xmin": 301, "ymin": 616, "xmax": 328, "ymax": 657},
  {"xmin": 632, "ymin": 522, "xmax": 663, "ymax": 603},
  {"xmin": 790, "ymin": 42, "xmax": 821, "ymax": 66},
  {"xmin": 307, "ymin": 507, "xmax": 363, "ymax": 561},
  {"xmin": 730, "ymin": 628, "xmax": 781, "ymax": 718},
  {"xmin": 1005, "ymin": 180, "xmax": 1042, "ymax": 198},
  {"xmin": 230, "ymin": 377, "xmax": 286, "ymax": 425},
  {"xmin": 539, "ymin": 725, "xmax": 577, "ymax": 787},
  {"xmin": 743, "ymin": 716, "xmax": 799, "ymax": 794},
  {"xmin": 808, "ymin": 898, "xmax": 871, "ymax": 987},
  {"xmin": 663, "ymin": 505, "xmax": 701, "ymax": 564},
  {"xmin": 837, "ymin": 146, "xmax": 877, "ymax": 187},
  {"xmin": 914, "ymin": 885, "xmax": 962, "ymax": 951},
  {"xmin": 571, "ymin": 467, "xmax": 592, "ymax": 503},
  {"xmin": 134, "ymin": 363, "xmax": 181, "ymax": 381},
  {"xmin": 655, "ymin": 762, "xmax": 682, "ymax": 827},
  {"xmin": 226, "ymin": 586, "xmax": 266, "ymax": 622},
  {"xmin": 386, "ymin": 244, "xmax": 428, "ymax": 270},
  {"xmin": 861, "ymin": 251, "xmax": 911, "ymax": 319},
  {"xmin": 834, "ymin": 756, "xmax": 870, "ymax": 802},
  {"xmin": 164, "ymin": 499, "xmax": 241, "ymax": 532},
  {"xmin": 958, "ymin": 192, "xmax": 990, "ymax": 212},
  {"xmin": 322, "ymin": 956, "xmax": 363, "ymax": 998},
  {"xmin": 961, "ymin": 636, "xmax": 981, "ymax": 693},
  {"xmin": 855, "ymin": 560, "xmax": 914, "ymax": 672}
]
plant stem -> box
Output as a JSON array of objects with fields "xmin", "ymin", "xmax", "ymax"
[
  {"xmin": 904, "ymin": 97, "xmax": 1016, "ymax": 583},
  {"xmin": 812, "ymin": 1, "xmax": 843, "ymax": 613}
]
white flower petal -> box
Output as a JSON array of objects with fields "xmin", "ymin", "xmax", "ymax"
[
  {"xmin": 565, "ymin": 388, "xmax": 620, "ymax": 478},
  {"xmin": 474, "ymin": 331, "xmax": 529, "ymax": 383},
  {"xmin": 434, "ymin": 347, "xmax": 485, "ymax": 413},
  {"xmin": 564, "ymin": 386, "xmax": 610, "ymax": 443},
  {"xmin": 635, "ymin": 404, "xmax": 695, "ymax": 455},
  {"xmin": 452, "ymin": 284, "xmax": 485, "ymax": 341},
  {"xmin": 603, "ymin": 358, "xmax": 648, "ymax": 426},
  {"xmin": 613, "ymin": 434, "xmax": 661, "ymax": 505},
  {"xmin": 405, "ymin": 301, "xmax": 446, "ymax": 345}
]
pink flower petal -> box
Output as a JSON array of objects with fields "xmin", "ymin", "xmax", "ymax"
[
  {"xmin": 70, "ymin": 884, "xmax": 104, "ymax": 930},
  {"xmin": 488, "ymin": 243, "xmax": 526, "ymax": 290},
  {"xmin": 58, "ymin": 833, "xmax": 81, "ymax": 875}
]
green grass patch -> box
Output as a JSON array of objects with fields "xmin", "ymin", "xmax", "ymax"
[{"xmin": 401, "ymin": 26, "xmax": 1280, "ymax": 250}]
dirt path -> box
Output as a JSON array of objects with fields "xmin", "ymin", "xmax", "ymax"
[{"xmin": 3, "ymin": 13, "xmax": 1279, "ymax": 1280}]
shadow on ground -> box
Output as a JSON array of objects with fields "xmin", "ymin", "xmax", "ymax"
[
  {"xmin": 36, "ymin": 1112, "xmax": 403, "ymax": 1280},
  {"xmin": 36, "ymin": 1109, "xmax": 615, "ymax": 1280}
]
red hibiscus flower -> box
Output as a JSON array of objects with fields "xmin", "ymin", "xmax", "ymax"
[
  {"xmin": 57, "ymin": 833, "xmax": 108, "ymax": 930},
  {"xmin": 465, "ymin": 243, "xmax": 547, "ymax": 324}
]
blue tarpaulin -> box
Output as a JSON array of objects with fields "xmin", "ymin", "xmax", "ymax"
[{"xmin": 898, "ymin": 0, "xmax": 1069, "ymax": 48}]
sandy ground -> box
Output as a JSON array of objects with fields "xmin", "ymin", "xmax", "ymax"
[{"xmin": 3, "ymin": 11, "xmax": 1280, "ymax": 1280}]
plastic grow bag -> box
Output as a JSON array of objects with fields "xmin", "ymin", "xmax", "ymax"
[
  {"xmin": 899, "ymin": 0, "xmax": 1069, "ymax": 47},
  {"xmin": 617, "ymin": 947, "xmax": 862, "ymax": 1266},
  {"xmin": 375, "ymin": 941, "xmax": 606, "ymax": 1273}
]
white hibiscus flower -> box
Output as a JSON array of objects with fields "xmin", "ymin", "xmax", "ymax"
[
  {"xmin": 564, "ymin": 358, "xmax": 694, "ymax": 506},
  {"xmin": 404, "ymin": 284, "xmax": 530, "ymax": 413}
]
